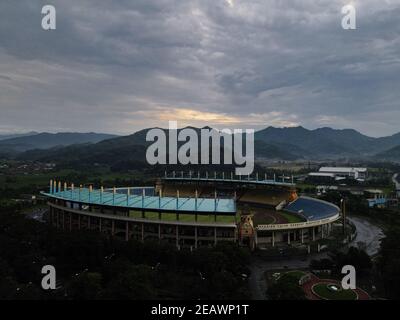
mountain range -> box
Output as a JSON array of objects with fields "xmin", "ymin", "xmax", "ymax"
[
  {"xmin": 254, "ymin": 126, "xmax": 400, "ymax": 158},
  {"xmin": 0, "ymin": 132, "xmax": 117, "ymax": 154},
  {"xmin": 2, "ymin": 126, "xmax": 400, "ymax": 166},
  {"xmin": 0, "ymin": 132, "xmax": 39, "ymax": 141}
]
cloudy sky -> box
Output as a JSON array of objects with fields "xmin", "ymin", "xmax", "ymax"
[{"xmin": 0, "ymin": 0, "xmax": 399, "ymax": 137}]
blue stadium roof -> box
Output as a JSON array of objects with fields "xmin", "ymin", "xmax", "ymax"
[
  {"xmin": 41, "ymin": 188, "xmax": 236, "ymax": 214},
  {"xmin": 284, "ymin": 196, "xmax": 340, "ymax": 221}
]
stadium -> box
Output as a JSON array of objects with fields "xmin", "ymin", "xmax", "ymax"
[{"xmin": 42, "ymin": 171, "xmax": 341, "ymax": 250}]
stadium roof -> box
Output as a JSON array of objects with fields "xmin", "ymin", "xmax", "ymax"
[
  {"xmin": 308, "ymin": 172, "xmax": 336, "ymax": 177},
  {"xmin": 319, "ymin": 167, "xmax": 367, "ymax": 173},
  {"xmin": 284, "ymin": 196, "xmax": 340, "ymax": 221},
  {"xmin": 41, "ymin": 188, "xmax": 236, "ymax": 214},
  {"xmin": 164, "ymin": 176, "xmax": 295, "ymax": 187}
]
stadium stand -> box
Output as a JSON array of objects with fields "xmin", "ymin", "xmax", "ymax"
[
  {"xmin": 239, "ymin": 189, "xmax": 291, "ymax": 206},
  {"xmin": 284, "ymin": 196, "xmax": 340, "ymax": 221}
]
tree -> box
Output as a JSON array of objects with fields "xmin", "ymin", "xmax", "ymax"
[
  {"xmin": 329, "ymin": 248, "xmax": 372, "ymax": 276},
  {"xmin": 378, "ymin": 227, "xmax": 400, "ymax": 298},
  {"xmin": 104, "ymin": 265, "xmax": 156, "ymax": 299},
  {"xmin": 67, "ymin": 272, "xmax": 103, "ymax": 300},
  {"xmin": 267, "ymin": 273, "xmax": 306, "ymax": 300}
]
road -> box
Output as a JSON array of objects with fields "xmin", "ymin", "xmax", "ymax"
[{"xmin": 347, "ymin": 216, "xmax": 384, "ymax": 256}]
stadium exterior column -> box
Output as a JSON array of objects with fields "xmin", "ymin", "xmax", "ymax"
[
  {"xmin": 111, "ymin": 220, "xmax": 115, "ymax": 236},
  {"xmin": 272, "ymin": 232, "xmax": 275, "ymax": 247},
  {"xmin": 62, "ymin": 211, "xmax": 65, "ymax": 230},
  {"xmin": 99, "ymin": 218, "xmax": 102, "ymax": 232},
  {"xmin": 214, "ymin": 227, "xmax": 217, "ymax": 245},
  {"xmin": 312, "ymin": 227, "xmax": 315, "ymax": 241},
  {"xmin": 141, "ymin": 223, "xmax": 144, "ymax": 242},
  {"xmin": 125, "ymin": 221, "xmax": 129, "ymax": 241},
  {"xmin": 176, "ymin": 225, "xmax": 179, "ymax": 248},
  {"xmin": 69, "ymin": 212, "xmax": 72, "ymax": 231},
  {"xmin": 287, "ymin": 231, "xmax": 290, "ymax": 245},
  {"xmin": 301, "ymin": 229, "xmax": 304, "ymax": 243},
  {"xmin": 195, "ymin": 226, "xmax": 198, "ymax": 248}
]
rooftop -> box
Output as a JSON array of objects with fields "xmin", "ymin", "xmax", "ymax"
[
  {"xmin": 308, "ymin": 172, "xmax": 336, "ymax": 177},
  {"xmin": 164, "ymin": 176, "xmax": 295, "ymax": 187},
  {"xmin": 319, "ymin": 167, "xmax": 367, "ymax": 173},
  {"xmin": 42, "ymin": 187, "xmax": 236, "ymax": 214}
]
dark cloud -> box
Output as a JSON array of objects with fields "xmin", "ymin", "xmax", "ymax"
[{"xmin": 0, "ymin": 0, "xmax": 399, "ymax": 136}]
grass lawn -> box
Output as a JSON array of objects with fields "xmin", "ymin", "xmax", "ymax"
[
  {"xmin": 129, "ymin": 210, "xmax": 143, "ymax": 219},
  {"xmin": 144, "ymin": 211, "xmax": 160, "ymax": 220},
  {"xmin": 280, "ymin": 212, "xmax": 304, "ymax": 223},
  {"xmin": 128, "ymin": 210, "xmax": 237, "ymax": 224},
  {"xmin": 161, "ymin": 213, "xmax": 179, "ymax": 221},
  {"xmin": 253, "ymin": 214, "xmax": 275, "ymax": 225},
  {"xmin": 312, "ymin": 283, "xmax": 357, "ymax": 300}
]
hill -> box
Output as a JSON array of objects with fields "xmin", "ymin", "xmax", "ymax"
[
  {"xmin": 375, "ymin": 145, "xmax": 400, "ymax": 162},
  {"xmin": 253, "ymin": 126, "xmax": 400, "ymax": 158},
  {"xmin": 13, "ymin": 126, "xmax": 400, "ymax": 168},
  {"xmin": 0, "ymin": 132, "xmax": 38, "ymax": 141},
  {"xmin": 0, "ymin": 132, "xmax": 118, "ymax": 152}
]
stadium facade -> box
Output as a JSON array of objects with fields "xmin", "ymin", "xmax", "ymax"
[{"xmin": 42, "ymin": 172, "xmax": 341, "ymax": 250}]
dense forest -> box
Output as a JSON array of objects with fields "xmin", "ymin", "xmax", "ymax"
[{"xmin": 0, "ymin": 204, "xmax": 250, "ymax": 300}]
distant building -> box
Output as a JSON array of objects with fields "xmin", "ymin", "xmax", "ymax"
[
  {"xmin": 364, "ymin": 189, "xmax": 399, "ymax": 208},
  {"xmin": 367, "ymin": 197, "xmax": 387, "ymax": 208},
  {"xmin": 318, "ymin": 167, "xmax": 368, "ymax": 181}
]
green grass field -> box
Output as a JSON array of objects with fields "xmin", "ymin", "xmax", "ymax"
[
  {"xmin": 252, "ymin": 214, "xmax": 275, "ymax": 225},
  {"xmin": 312, "ymin": 283, "xmax": 357, "ymax": 300},
  {"xmin": 128, "ymin": 210, "xmax": 237, "ymax": 224},
  {"xmin": 280, "ymin": 212, "xmax": 304, "ymax": 223}
]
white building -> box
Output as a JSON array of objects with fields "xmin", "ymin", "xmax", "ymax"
[{"xmin": 318, "ymin": 167, "xmax": 368, "ymax": 181}]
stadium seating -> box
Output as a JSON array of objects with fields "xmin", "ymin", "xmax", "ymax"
[
  {"xmin": 285, "ymin": 196, "xmax": 340, "ymax": 221},
  {"xmin": 239, "ymin": 189, "xmax": 290, "ymax": 206}
]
